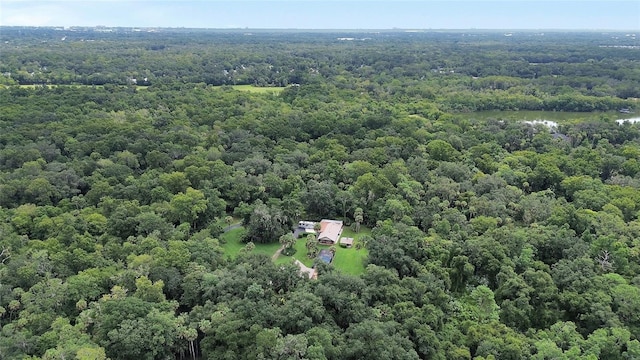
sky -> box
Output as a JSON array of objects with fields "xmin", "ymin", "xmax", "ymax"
[{"xmin": 1, "ymin": 1, "xmax": 639, "ymax": 30}]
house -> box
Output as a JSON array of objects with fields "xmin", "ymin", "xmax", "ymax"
[
  {"xmin": 339, "ymin": 237, "xmax": 354, "ymax": 248},
  {"xmin": 318, "ymin": 219, "xmax": 343, "ymax": 245}
]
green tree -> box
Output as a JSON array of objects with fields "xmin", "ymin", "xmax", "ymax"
[
  {"xmin": 279, "ymin": 233, "xmax": 297, "ymax": 255},
  {"xmin": 159, "ymin": 171, "xmax": 191, "ymax": 194},
  {"xmin": 306, "ymin": 234, "xmax": 319, "ymax": 259},
  {"xmin": 244, "ymin": 201, "xmax": 290, "ymax": 244},
  {"xmin": 25, "ymin": 177, "xmax": 57, "ymax": 205},
  {"xmin": 104, "ymin": 308, "xmax": 183, "ymax": 360},
  {"xmin": 342, "ymin": 320, "xmax": 419, "ymax": 360},
  {"xmin": 354, "ymin": 207, "xmax": 364, "ymax": 233},
  {"xmin": 134, "ymin": 276, "xmax": 166, "ymax": 303},
  {"xmin": 168, "ymin": 187, "xmax": 208, "ymax": 229},
  {"xmin": 41, "ymin": 317, "xmax": 106, "ymax": 360},
  {"xmin": 304, "ymin": 180, "xmax": 338, "ymax": 219},
  {"xmin": 426, "ymin": 139, "xmax": 459, "ymax": 162},
  {"xmin": 470, "ymin": 285, "xmax": 500, "ymax": 323}
]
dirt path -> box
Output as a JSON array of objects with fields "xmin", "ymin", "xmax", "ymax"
[
  {"xmin": 223, "ymin": 223, "xmax": 242, "ymax": 232},
  {"xmin": 272, "ymin": 243, "xmax": 317, "ymax": 279},
  {"xmin": 272, "ymin": 245, "xmax": 285, "ymax": 261}
]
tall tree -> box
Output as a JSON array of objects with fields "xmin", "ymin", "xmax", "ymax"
[
  {"xmin": 354, "ymin": 207, "xmax": 364, "ymax": 233},
  {"xmin": 168, "ymin": 187, "xmax": 208, "ymax": 229}
]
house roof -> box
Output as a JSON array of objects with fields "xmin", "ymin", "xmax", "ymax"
[
  {"xmin": 294, "ymin": 259, "xmax": 316, "ymax": 279},
  {"xmin": 340, "ymin": 237, "xmax": 354, "ymax": 246},
  {"xmin": 318, "ymin": 219, "xmax": 343, "ymax": 243}
]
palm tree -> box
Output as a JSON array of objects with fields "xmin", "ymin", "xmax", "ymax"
[
  {"xmin": 279, "ymin": 233, "xmax": 296, "ymax": 250},
  {"xmin": 306, "ymin": 234, "xmax": 319, "ymax": 258},
  {"xmin": 354, "ymin": 207, "xmax": 364, "ymax": 233}
]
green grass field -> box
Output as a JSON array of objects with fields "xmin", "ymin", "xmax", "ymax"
[
  {"xmin": 253, "ymin": 242, "xmax": 283, "ymax": 257},
  {"xmin": 215, "ymin": 84, "xmax": 286, "ymax": 93},
  {"xmin": 11, "ymin": 84, "xmax": 149, "ymax": 90},
  {"xmin": 332, "ymin": 227, "xmax": 370, "ymax": 275},
  {"xmin": 7, "ymin": 84, "xmax": 280, "ymax": 93},
  {"xmin": 219, "ymin": 227, "xmax": 247, "ymax": 258},
  {"xmin": 275, "ymin": 225, "xmax": 371, "ymax": 275},
  {"xmin": 275, "ymin": 237, "xmax": 313, "ymax": 266},
  {"xmin": 219, "ymin": 226, "xmax": 282, "ymax": 259}
]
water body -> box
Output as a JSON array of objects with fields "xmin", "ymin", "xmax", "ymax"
[
  {"xmin": 616, "ymin": 117, "xmax": 640, "ymax": 124},
  {"xmin": 523, "ymin": 119, "xmax": 558, "ymax": 129},
  {"xmin": 468, "ymin": 110, "xmax": 639, "ymax": 124}
]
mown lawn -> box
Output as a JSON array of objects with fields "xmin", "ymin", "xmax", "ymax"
[
  {"xmin": 9, "ymin": 84, "xmax": 278, "ymax": 93},
  {"xmin": 12, "ymin": 84, "xmax": 149, "ymax": 90},
  {"xmin": 333, "ymin": 226, "xmax": 370, "ymax": 275},
  {"xmin": 17, "ymin": 84, "xmax": 100, "ymax": 89},
  {"xmin": 210, "ymin": 84, "xmax": 286, "ymax": 93},
  {"xmin": 219, "ymin": 226, "xmax": 281, "ymax": 258},
  {"xmin": 230, "ymin": 85, "xmax": 285, "ymax": 93},
  {"xmin": 253, "ymin": 242, "xmax": 283, "ymax": 257},
  {"xmin": 219, "ymin": 227, "xmax": 246, "ymax": 258},
  {"xmin": 275, "ymin": 225, "xmax": 371, "ymax": 275},
  {"xmin": 274, "ymin": 237, "xmax": 313, "ymax": 267}
]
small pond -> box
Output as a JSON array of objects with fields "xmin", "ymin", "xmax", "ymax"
[{"xmin": 467, "ymin": 110, "xmax": 639, "ymax": 124}]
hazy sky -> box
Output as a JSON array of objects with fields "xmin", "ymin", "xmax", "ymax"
[{"xmin": 1, "ymin": 1, "xmax": 639, "ymax": 30}]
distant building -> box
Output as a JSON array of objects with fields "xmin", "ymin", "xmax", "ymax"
[{"xmin": 318, "ymin": 219, "xmax": 343, "ymax": 245}]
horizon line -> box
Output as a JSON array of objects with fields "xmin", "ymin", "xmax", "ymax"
[{"xmin": 1, "ymin": 25, "xmax": 638, "ymax": 32}]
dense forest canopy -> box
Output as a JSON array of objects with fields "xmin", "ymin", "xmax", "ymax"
[{"xmin": 1, "ymin": 27, "xmax": 640, "ymax": 359}]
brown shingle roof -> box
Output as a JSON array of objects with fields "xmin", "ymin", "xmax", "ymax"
[
  {"xmin": 318, "ymin": 219, "xmax": 343, "ymax": 244},
  {"xmin": 340, "ymin": 237, "xmax": 354, "ymax": 247}
]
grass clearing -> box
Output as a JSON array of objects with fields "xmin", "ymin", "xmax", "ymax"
[
  {"xmin": 275, "ymin": 237, "xmax": 314, "ymax": 267},
  {"xmin": 12, "ymin": 84, "xmax": 149, "ymax": 90},
  {"xmin": 212, "ymin": 84, "xmax": 286, "ymax": 93},
  {"xmin": 231, "ymin": 84, "xmax": 286, "ymax": 93},
  {"xmin": 10, "ymin": 83, "xmax": 279, "ymax": 93},
  {"xmin": 275, "ymin": 225, "xmax": 371, "ymax": 276},
  {"xmin": 219, "ymin": 227, "xmax": 247, "ymax": 258},
  {"xmin": 252, "ymin": 242, "xmax": 283, "ymax": 257},
  {"xmin": 223, "ymin": 224, "xmax": 371, "ymax": 275},
  {"xmin": 219, "ymin": 226, "xmax": 282, "ymax": 259},
  {"xmin": 333, "ymin": 226, "xmax": 370, "ymax": 275}
]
